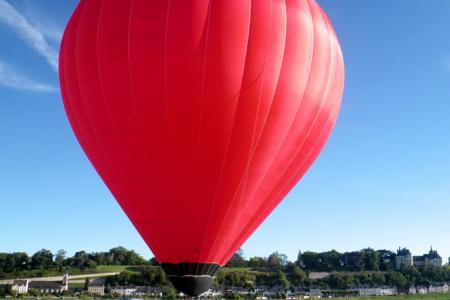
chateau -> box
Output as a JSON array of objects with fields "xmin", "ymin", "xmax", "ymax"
[
  {"xmin": 413, "ymin": 247, "xmax": 442, "ymax": 268},
  {"xmin": 395, "ymin": 247, "xmax": 442, "ymax": 270}
]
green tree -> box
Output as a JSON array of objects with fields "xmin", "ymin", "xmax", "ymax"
[
  {"xmin": 289, "ymin": 264, "xmax": 307, "ymax": 286},
  {"xmin": 276, "ymin": 269, "xmax": 290, "ymax": 288},
  {"xmin": 386, "ymin": 271, "xmax": 408, "ymax": 291},
  {"xmin": 31, "ymin": 249, "xmax": 53, "ymax": 269},
  {"xmin": 327, "ymin": 272, "xmax": 355, "ymax": 289},
  {"xmin": 376, "ymin": 250, "xmax": 395, "ymax": 271},
  {"xmin": 296, "ymin": 251, "xmax": 304, "ymax": 267},
  {"xmin": 162, "ymin": 287, "xmax": 177, "ymax": 299},
  {"xmin": 321, "ymin": 250, "xmax": 343, "ymax": 271},
  {"xmin": 55, "ymin": 250, "xmax": 67, "ymax": 268},
  {"xmin": 362, "ymin": 248, "xmax": 380, "ymax": 271},
  {"xmin": 371, "ymin": 272, "xmax": 386, "ymax": 286},
  {"xmin": 226, "ymin": 249, "xmax": 247, "ymax": 268},
  {"xmin": 248, "ymin": 256, "xmax": 265, "ymax": 268},
  {"xmin": 342, "ymin": 251, "xmax": 365, "ymax": 271},
  {"xmin": 267, "ymin": 252, "xmax": 284, "ymax": 269},
  {"xmin": 300, "ymin": 251, "xmax": 320, "ymax": 271},
  {"xmin": 401, "ymin": 265, "xmax": 421, "ymax": 287}
]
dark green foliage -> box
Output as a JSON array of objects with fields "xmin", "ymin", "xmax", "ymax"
[
  {"xmin": 31, "ymin": 249, "xmax": 54, "ymax": 269},
  {"xmin": 226, "ymin": 249, "xmax": 247, "ymax": 268},
  {"xmin": 215, "ymin": 270, "xmax": 256, "ymax": 289},
  {"xmin": 105, "ymin": 266, "xmax": 168, "ymax": 287},
  {"xmin": 0, "ymin": 247, "xmax": 149, "ymax": 280},
  {"xmin": 162, "ymin": 287, "xmax": 177, "ymax": 299},
  {"xmin": 276, "ymin": 269, "xmax": 290, "ymax": 288},
  {"xmin": 267, "ymin": 251, "xmax": 288, "ymax": 269},
  {"xmin": 248, "ymin": 256, "xmax": 266, "ymax": 268}
]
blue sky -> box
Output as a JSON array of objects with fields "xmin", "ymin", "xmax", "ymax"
[{"xmin": 1, "ymin": 0, "xmax": 450, "ymax": 263}]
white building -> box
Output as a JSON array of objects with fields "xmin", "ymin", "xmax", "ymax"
[
  {"xmin": 11, "ymin": 280, "xmax": 28, "ymax": 294},
  {"xmin": 307, "ymin": 288, "xmax": 323, "ymax": 297},
  {"xmin": 201, "ymin": 288, "xmax": 223, "ymax": 298},
  {"xmin": 88, "ymin": 284, "xmax": 105, "ymax": 296},
  {"xmin": 417, "ymin": 287, "xmax": 428, "ymax": 294},
  {"xmin": 358, "ymin": 286, "xmax": 397, "ymax": 296},
  {"xmin": 111, "ymin": 286, "xmax": 137, "ymax": 296},
  {"xmin": 428, "ymin": 283, "xmax": 449, "ymax": 294},
  {"xmin": 28, "ymin": 281, "xmax": 67, "ymax": 294}
]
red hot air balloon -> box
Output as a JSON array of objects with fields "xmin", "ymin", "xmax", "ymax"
[{"xmin": 59, "ymin": 0, "xmax": 344, "ymax": 296}]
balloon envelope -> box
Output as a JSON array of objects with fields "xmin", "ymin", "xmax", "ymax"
[{"xmin": 59, "ymin": 0, "xmax": 344, "ymax": 295}]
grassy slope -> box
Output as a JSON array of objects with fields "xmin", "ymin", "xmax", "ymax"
[
  {"xmin": 94, "ymin": 265, "xmax": 143, "ymax": 273},
  {"xmin": 0, "ymin": 265, "xmax": 144, "ymax": 280}
]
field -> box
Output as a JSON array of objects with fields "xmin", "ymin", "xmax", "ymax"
[
  {"xmin": 93, "ymin": 265, "xmax": 143, "ymax": 273},
  {"xmin": 335, "ymin": 295, "xmax": 450, "ymax": 300}
]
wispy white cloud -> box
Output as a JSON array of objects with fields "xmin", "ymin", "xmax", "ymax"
[
  {"xmin": 0, "ymin": 0, "xmax": 59, "ymax": 71},
  {"xmin": 0, "ymin": 61, "xmax": 58, "ymax": 93}
]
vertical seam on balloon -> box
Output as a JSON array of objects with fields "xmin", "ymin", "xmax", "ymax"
[
  {"xmin": 91, "ymin": 0, "xmax": 121, "ymax": 181},
  {"xmin": 221, "ymin": 0, "xmax": 318, "ymax": 254},
  {"xmin": 217, "ymin": 0, "xmax": 313, "ymax": 264},
  {"xmin": 245, "ymin": 60, "xmax": 342, "ymax": 249},
  {"xmin": 220, "ymin": 0, "xmax": 320, "ymax": 261},
  {"xmin": 257, "ymin": 0, "xmax": 336, "ymax": 238},
  {"xmin": 238, "ymin": 85, "xmax": 341, "ymax": 259},
  {"xmin": 193, "ymin": 0, "xmax": 212, "ymax": 268},
  {"xmin": 219, "ymin": 0, "xmax": 317, "ymax": 264},
  {"xmin": 204, "ymin": 0, "xmax": 273, "ymax": 264},
  {"xmin": 201, "ymin": 0, "xmax": 254, "ymax": 264},
  {"xmin": 73, "ymin": 0, "xmax": 114, "ymax": 179},
  {"xmin": 94, "ymin": 1, "xmax": 136, "ymax": 239},
  {"xmin": 205, "ymin": 0, "xmax": 286, "ymax": 265},
  {"xmin": 162, "ymin": 0, "xmax": 175, "ymax": 262},
  {"xmin": 248, "ymin": 0, "xmax": 287, "ymax": 156},
  {"xmin": 125, "ymin": 0, "xmax": 163, "ymax": 260},
  {"xmin": 224, "ymin": 64, "xmax": 341, "ymax": 265},
  {"xmin": 211, "ymin": 0, "xmax": 286, "ymax": 253},
  {"xmin": 222, "ymin": 1, "xmax": 340, "ymax": 261}
]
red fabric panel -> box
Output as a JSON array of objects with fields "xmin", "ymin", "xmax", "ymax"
[{"xmin": 59, "ymin": 0, "xmax": 344, "ymax": 265}]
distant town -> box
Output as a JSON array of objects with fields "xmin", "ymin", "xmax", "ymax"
[{"xmin": 0, "ymin": 246, "xmax": 449, "ymax": 299}]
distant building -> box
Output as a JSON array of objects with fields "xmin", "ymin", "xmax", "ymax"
[
  {"xmin": 307, "ymin": 288, "xmax": 324, "ymax": 297},
  {"xmin": 110, "ymin": 286, "xmax": 137, "ymax": 296},
  {"xmin": 28, "ymin": 281, "xmax": 66, "ymax": 294},
  {"xmin": 200, "ymin": 288, "xmax": 222, "ymax": 298},
  {"xmin": 413, "ymin": 247, "xmax": 442, "ymax": 268},
  {"xmin": 28, "ymin": 273, "xmax": 68, "ymax": 295},
  {"xmin": 428, "ymin": 283, "xmax": 449, "ymax": 294},
  {"xmin": 135, "ymin": 286, "xmax": 163, "ymax": 297},
  {"xmin": 357, "ymin": 286, "xmax": 397, "ymax": 296},
  {"xmin": 88, "ymin": 284, "xmax": 105, "ymax": 296},
  {"xmin": 395, "ymin": 247, "xmax": 412, "ymax": 269},
  {"xmin": 416, "ymin": 286, "xmax": 428, "ymax": 294},
  {"xmin": 11, "ymin": 280, "xmax": 28, "ymax": 294}
]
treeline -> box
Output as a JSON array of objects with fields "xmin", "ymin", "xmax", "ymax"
[
  {"xmin": 223, "ymin": 249, "xmax": 450, "ymax": 291},
  {"xmin": 226, "ymin": 248, "xmax": 396, "ymax": 272},
  {"xmin": 323, "ymin": 266, "xmax": 450, "ymax": 291},
  {"xmin": 2, "ymin": 247, "xmax": 450, "ymax": 292},
  {"xmin": 0, "ymin": 247, "xmax": 148, "ymax": 278},
  {"xmin": 120, "ymin": 261, "xmax": 450, "ymax": 292}
]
